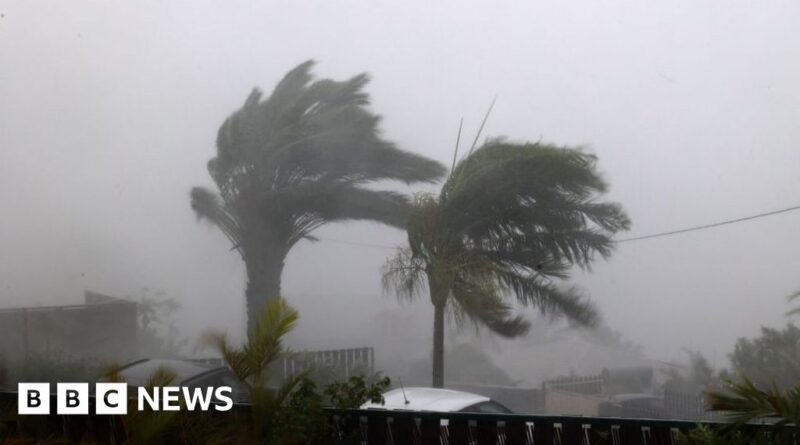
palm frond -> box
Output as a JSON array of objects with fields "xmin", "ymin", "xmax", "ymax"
[
  {"xmin": 786, "ymin": 290, "xmax": 800, "ymax": 317},
  {"xmin": 200, "ymin": 330, "xmax": 249, "ymax": 383},
  {"xmin": 707, "ymin": 376, "xmax": 800, "ymax": 427},
  {"xmin": 275, "ymin": 183, "xmax": 413, "ymax": 234},
  {"xmin": 244, "ymin": 299, "xmax": 299, "ymax": 382},
  {"xmin": 189, "ymin": 187, "xmax": 243, "ymax": 251},
  {"xmin": 498, "ymin": 272, "xmax": 599, "ymax": 327},
  {"xmin": 381, "ymin": 248, "xmax": 428, "ymax": 302},
  {"xmin": 450, "ymin": 278, "xmax": 530, "ymax": 337},
  {"xmin": 144, "ymin": 366, "xmax": 177, "ymax": 389}
]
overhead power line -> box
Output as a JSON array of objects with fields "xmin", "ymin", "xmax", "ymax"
[
  {"xmin": 616, "ymin": 204, "xmax": 800, "ymax": 243},
  {"xmin": 317, "ymin": 203, "xmax": 800, "ymax": 249}
]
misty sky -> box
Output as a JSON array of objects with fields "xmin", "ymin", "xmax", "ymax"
[{"xmin": 2, "ymin": 1, "xmax": 800, "ymax": 378}]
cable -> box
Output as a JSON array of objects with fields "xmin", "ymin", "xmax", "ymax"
[
  {"xmin": 616, "ymin": 204, "xmax": 800, "ymax": 243},
  {"xmin": 317, "ymin": 204, "xmax": 800, "ymax": 248}
]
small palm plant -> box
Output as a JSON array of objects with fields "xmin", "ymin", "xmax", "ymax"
[
  {"xmin": 707, "ymin": 376, "xmax": 800, "ymax": 428},
  {"xmin": 202, "ymin": 298, "xmax": 308, "ymax": 442},
  {"xmin": 383, "ymin": 139, "xmax": 630, "ymax": 387}
]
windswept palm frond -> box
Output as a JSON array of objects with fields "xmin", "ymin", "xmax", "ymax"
[
  {"xmin": 383, "ymin": 138, "xmax": 627, "ymax": 387},
  {"xmin": 708, "ymin": 376, "xmax": 800, "ymax": 428},
  {"xmin": 382, "ymin": 247, "xmax": 428, "ymax": 302},
  {"xmin": 192, "ymin": 61, "xmax": 446, "ymax": 332},
  {"xmin": 497, "ymin": 272, "xmax": 599, "ymax": 326},
  {"xmin": 189, "ymin": 187, "xmax": 243, "ymax": 252},
  {"xmin": 200, "ymin": 331, "xmax": 248, "ymax": 383},
  {"xmin": 244, "ymin": 299, "xmax": 299, "ymax": 383},
  {"xmin": 786, "ymin": 290, "xmax": 800, "ymax": 317},
  {"xmin": 121, "ymin": 366, "xmax": 179, "ymax": 445},
  {"xmin": 449, "ymin": 278, "xmax": 530, "ymax": 337}
]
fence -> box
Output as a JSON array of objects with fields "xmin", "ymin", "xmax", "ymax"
[
  {"xmin": 543, "ymin": 374, "xmax": 604, "ymax": 395},
  {"xmin": 0, "ymin": 392, "xmax": 782, "ymax": 444},
  {"xmin": 0, "ymin": 301, "xmax": 138, "ymax": 363},
  {"xmin": 542, "ymin": 370, "xmax": 714, "ymax": 421},
  {"xmin": 279, "ymin": 347, "xmax": 374, "ymax": 379}
]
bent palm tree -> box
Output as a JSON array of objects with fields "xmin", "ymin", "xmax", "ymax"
[
  {"xmin": 191, "ymin": 61, "xmax": 445, "ymax": 331},
  {"xmin": 383, "ymin": 139, "xmax": 630, "ymax": 387}
]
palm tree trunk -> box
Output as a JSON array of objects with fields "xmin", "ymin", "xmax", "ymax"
[
  {"xmin": 245, "ymin": 257, "xmax": 285, "ymax": 333},
  {"xmin": 432, "ymin": 301, "xmax": 445, "ymax": 388}
]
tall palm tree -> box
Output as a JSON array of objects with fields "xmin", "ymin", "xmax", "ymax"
[
  {"xmin": 383, "ymin": 139, "xmax": 630, "ymax": 387},
  {"xmin": 191, "ymin": 61, "xmax": 446, "ymax": 332}
]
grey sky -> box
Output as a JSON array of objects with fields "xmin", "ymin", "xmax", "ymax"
[{"xmin": 1, "ymin": 0, "xmax": 799, "ymax": 377}]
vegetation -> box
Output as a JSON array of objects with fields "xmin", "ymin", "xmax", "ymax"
[
  {"xmin": 383, "ymin": 139, "xmax": 629, "ymax": 387},
  {"xmin": 134, "ymin": 288, "xmax": 187, "ymax": 358},
  {"xmin": 201, "ymin": 299, "xmax": 390, "ymax": 444},
  {"xmin": 707, "ymin": 376, "xmax": 800, "ymax": 427},
  {"xmin": 0, "ymin": 301, "xmax": 390, "ymax": 444},
  {"xmin": 674, "ymin": 425, "xmax": 757, "ymax": 445},
  {"xmin": 664, "ymin": 349, "xmax": 719, "ymax": 395},
  {"xmin": 728, "ymin": 324, "xmax": 800, "ymax": 391},
  {"xmin": 190, "ymin": 61, "xmax": 445, "ymax": 332}
]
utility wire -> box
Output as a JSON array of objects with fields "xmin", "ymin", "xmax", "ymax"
[
  {"xmin": 616, "ymin": 204, "xmax": 800, "ymax": 243},
  {"xmin": 317, "ymin": 204, "xmax": 800, "ymax": 249}
]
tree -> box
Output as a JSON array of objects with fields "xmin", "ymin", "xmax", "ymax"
[
  {"xmin": 664, "ymin": 349, "xmax": 718, "ymax": 394},
  {"xmin": 383, "ymin": 139, "xmax": 630, "ymax": 387},
  {"xmin": 728, "ymin": 324, "xmax": 800, "ymax": 390},
  {"xmin": 191, "ymin": 61, "xmax": 445, "ymax": 331},
  {"xmin": 203, "ymin": 299, "xmax": 309, "ymax": 442}
]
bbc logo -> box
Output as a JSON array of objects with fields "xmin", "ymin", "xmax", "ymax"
[{"xmin": 18, "ymin": 383, "xmax": 128, "ymax": 415}]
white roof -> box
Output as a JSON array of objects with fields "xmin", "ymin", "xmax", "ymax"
[{"xmin": 361, "ymin": 387, "xmax": 490, "ymax": 412}]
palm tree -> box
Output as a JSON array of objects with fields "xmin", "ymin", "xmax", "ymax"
[
  {"xmin": 383, "ymin": 139, "xmax": 630, "ymax": 387},
  {"xmin": 707, "ymin": 376, "xmax": 800, "ymax": 433},
  {"xmin": 191, "ymin": 61, "xmax": 446, "ymax": 332},
  {"xmin": 203, "ymin": 299, "xmax": 307, "ymax": 442}
]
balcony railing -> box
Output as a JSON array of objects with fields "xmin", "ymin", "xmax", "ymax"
[{"xmin": 0, "ymin": 392, "xmax": 783, "ymax": 444}]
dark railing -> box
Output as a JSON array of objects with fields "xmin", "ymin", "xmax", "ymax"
[
  {"xmin": 332, "ymin": 408, "xmax": 698, "ymax": 444},
  {"xmin": 0, "ymin": 392, "xmax": 783, "ymax": 444}
]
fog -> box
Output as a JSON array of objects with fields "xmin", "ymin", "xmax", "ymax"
[{"xmin": 2, "ymin": 0, "xmax": 800, "ymax": 389}]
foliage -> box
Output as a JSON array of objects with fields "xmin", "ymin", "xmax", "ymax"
[
  {"xmin": 201, "ymin": 299, "xmax": 306, "ymax": 442},
  {"xmin": 190, "ymin": 60, "xmax": 446, "ymax": 331},
  {"xmin": 674, "ymin": 425, "xmax": 757, "ymax": 445},
  {"xmin": 664, "ymin": 349, "xmax": 719, "ymax": 394},
  {"xmin": 785, "ymin": 290, "xmax": 800, "ymax": 318},
  {"xmin": 728, "ymin": 324, "xmax": 800, "ymax": 391},
  {"xmin": 203, "ymin": 299, "xmax": 391, "ymax": 444},
  {"xmin": 580, "ymin": 324, "xmax": 645, "ymax": 358},
  {"xmin": 0, "ymin": 301, "xmax": 392, "ymax": 444},
  {"xmin": 383, "ymin": 139, "xmax": 630, "ymax": 386},
  {"xmin": 325, "ymin": 375, "xmax": 390, "ymax": 409},
  {"xmin": 134, "ymin": 287, "xmax": 187, "ymax": 358},
  {"xmin": 707, "ymin": 376, "xmax": 800, "ymax": 430}
]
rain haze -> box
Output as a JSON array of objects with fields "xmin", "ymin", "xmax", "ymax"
[{"xmin": 2, "ymin": 0, "xmax": 800, "ymax": 401}]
